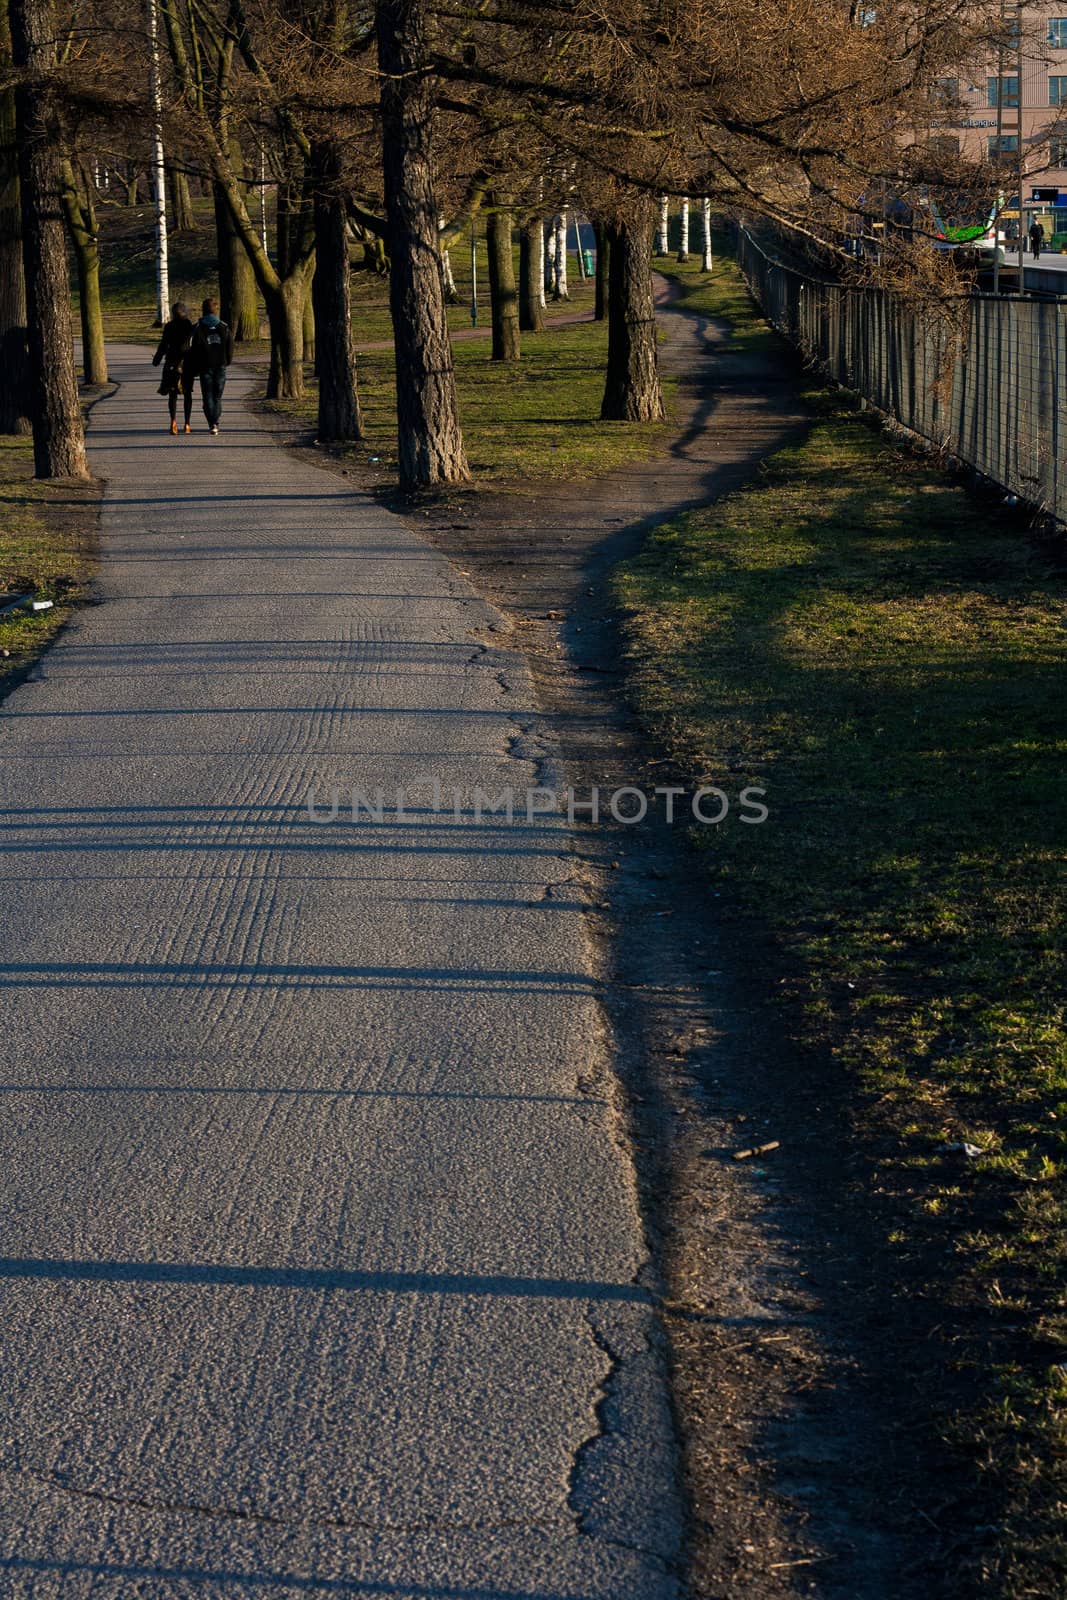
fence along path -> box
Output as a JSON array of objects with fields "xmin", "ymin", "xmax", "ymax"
[{"xmin": 737, "ymin": 225, "xmax": 1067, "ymax": 525}]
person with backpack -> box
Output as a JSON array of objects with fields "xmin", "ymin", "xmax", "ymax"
[
  {"xmin": 151, "ymin": 302, "xmax": 195, "ymax": 435},
  {"xmin": 190, "ymin": 297, "xmax": 235, "ymax": 435}
]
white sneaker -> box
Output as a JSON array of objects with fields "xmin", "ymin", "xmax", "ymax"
[{"xmin": 210, "ymin": 425, "xmax": 219, "ymax": 435}]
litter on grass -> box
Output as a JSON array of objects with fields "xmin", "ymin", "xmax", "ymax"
[{"xmin": 0, "ymin": 594, "xmax": 53, "ymax": 618}]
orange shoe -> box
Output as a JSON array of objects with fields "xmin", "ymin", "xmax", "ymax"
[
  {"xmin": 170, "ymin": 419, "xmax": 178, "ymax": 435},
  {"xmin": 184, "ymin": 423, "xmax": 192, "ymax": 434}
]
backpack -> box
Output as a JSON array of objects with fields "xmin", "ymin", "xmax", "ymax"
[{"xmin": 197, "ymin": 322, "xmax": 227, "ymax": 370}]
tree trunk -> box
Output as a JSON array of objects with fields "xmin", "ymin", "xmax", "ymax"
[
  {"xmin": 487, "ymin": 197, "xmax": 520, "ymax": 361},
  {"xmin": 700, "ymin": 197, "xmax": 713, "ymax": 272},
  {"xmin": 376, "ymin": 0, "xmax": 468, "ymax": 489},
  {"xmin": 601, "ymin": 200, "xmax": 665, "ymax": 423},
  {"xmin": 312, "ymin": 145, "xmax": 362, "ymax": 442},
  {"xmin": 125, "ymin": 163, "xmax": 140, "ymax": 206},
  {"xmin": 545, "ymin": 216, "xmax": 557, "ymax": 297},
  {"xmin": 593, "ymin": 221, "xmax": 609, "ymax": 322},
  {"xmin": 77, "ymin": 242, "xmax": 106, "ymax": 386},
  {"xmin": 0, "ymin": 7, "xmax": 30, "ymax": 434},
  {"xmin": 552, "ymin": 211, "xmax": 569, "ymax": 299},
  {"xmin": 537, "ymin": 213, "xmax": 546, "ymax": 308},
  {"xmin": 574, "ymin": 221, "xmax": 588, "ymax": 280},
  {"xmin": 59, "ymin": 161, "xmax": 107, "ymax": 385},
  {"xmin": 10, "ymin": 0, "xmax": 88, "ymax": 478},
  {"xmin": 302, "ymin": 272, "xmax": 315, "ymax": 367},
  {"xmin": 519, "ymin": 216, "xmax": 544, "ymax": 332},
  {"xmin": 214, "ymin": 142, "xmax": 258, "ymax": 342},
  {"xmin": 677, "ymin": 197, "xmax": 690, "ymax": 262},
  {"xmin": 440, "ymin": 218, "xmax": 458, "ymax": 302},
  {"xmin": 656, "ymin": 195, "xmax": 669, "ymax": 256},
  {"xmin": 265, "ymin": 272, "xmax": 307, "ymax": 400},
  {"xmin": 169, "ymin": 167, "xmax": 196, "ymax": 231},
  {"xmin": 276, "ymin": 176, "xmax": 303, "ymax": 281},
  {"xmin": 214, "ymin": 183, "xmax": 237, "ymax": 322}
]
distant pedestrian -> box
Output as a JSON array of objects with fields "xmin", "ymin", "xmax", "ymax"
[
  {"xmin": 152, "ymin": 302, "xmax": 195, "ymax": 435},
  {"xmin": 1029, "ymin": 219, "xmax": 1045, "ymax": 260},
  {"xmin": 190, "ymin": 298, "xmax": 234, "ymax": 436}
]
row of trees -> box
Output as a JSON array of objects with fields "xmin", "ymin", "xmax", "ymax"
[{"xmin": 1, "ymin": 0, "xmax": 1009, "ymax": 490}]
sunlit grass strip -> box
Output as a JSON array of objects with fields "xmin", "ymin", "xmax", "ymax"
[
  {"xmin": 0, "ymin": 437, "xmax": 98, "ymax": 697},
  {"xmin": 619, "ymin": 250, "xmax": 1067, "ymax": 1593}
]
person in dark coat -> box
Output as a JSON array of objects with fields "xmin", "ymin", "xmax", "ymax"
[
  {"xmin": 152, "ymin": 302, "xmax": 195, "ymax": 435},
  {"xmin": 1029, "ymin": 219, "xmax": 1045, "ymax": 259},
  {"xmin": 189, "ymin": 297, "xmax": 235, "ymax": 436}
]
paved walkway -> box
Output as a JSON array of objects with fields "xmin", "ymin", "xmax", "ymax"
[{"xmin": 0, "ymin": 352, "xmax": 677, "ymax": 1598}]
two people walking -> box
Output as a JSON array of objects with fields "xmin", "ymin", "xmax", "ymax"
[{"xmin": 153, "ymin": 298, "xmax": 235, "ymax": 436}]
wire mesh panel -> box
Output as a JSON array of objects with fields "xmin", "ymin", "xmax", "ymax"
[{"xmin": 736, "ymin": 226, "xmax": 1067, "ymax": 525}]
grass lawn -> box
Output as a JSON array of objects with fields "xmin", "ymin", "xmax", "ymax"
[
  {"xmin": 0, "ymin": 436, "xmax": 99, "ymax": 699},
  {"xmin": 268, "ymin": 300, "xmax": 673, "ymax": 483},
  {"xmin": 619, "ymin": 252, "xmax": 1067, "ymax": 1593}
]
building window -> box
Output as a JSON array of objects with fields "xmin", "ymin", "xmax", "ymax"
[
  {"xmin": 989, "ymin": 135, "xmax": 1020, "ymax": 158},
  {"xmin": 1050, "ymin": 17, "xmax": 1067, "ymax": 46},
  {"xmin": 1051, "ymin": 76, "xmax": 1067, "ymax": 105},
  {"xmin": 933, "ymin": 76, "xmax": 959, "ymax": 104},
  {"xmin": 1050, "ymin": 137, "xmax": 1067, "ymax": 165},
  {"xmin": 988, "ymin": 75, "xmax": 1019, "ymax": 107}
]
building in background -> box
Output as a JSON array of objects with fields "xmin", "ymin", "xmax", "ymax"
[{"xmin": 939, "ymin": 7, "xmax": 1067, "ymax": 239}]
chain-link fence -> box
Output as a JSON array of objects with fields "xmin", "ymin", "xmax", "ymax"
[{"xmin": 736, "ymin": 226, "xmax": 1067, "ymax": 524}]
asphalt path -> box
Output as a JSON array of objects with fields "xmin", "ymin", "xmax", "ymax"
[{"xmin": 0, "ymin": 351, "xmax": 679, "ymax": 1598}]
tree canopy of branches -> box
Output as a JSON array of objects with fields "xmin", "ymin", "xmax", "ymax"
[{"xmin": 0, "ymin": 0, "xmax": 1009, "ymax": 483}]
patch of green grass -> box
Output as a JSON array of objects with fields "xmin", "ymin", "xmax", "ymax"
[
  {"xmin": 0, "ymin": 437, "xmax": 98, "ymax": 695},
  {"xmin": 270, "ymin": 300, "xmax": 672, "ymax": 483},
  {"xmin": 616, "ymin": 247, "xmax": 1067, "ymax": 1593},
  {"xmin": 656, "ymin": 243, "xmax": 779, "ymax": 354}
]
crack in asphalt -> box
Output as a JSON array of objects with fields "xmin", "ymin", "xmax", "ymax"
[{"xmin": 7, "ymin": 1465, "xmax": 573, "ymax": 1539}]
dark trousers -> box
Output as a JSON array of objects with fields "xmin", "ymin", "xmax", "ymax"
[
  {"xmin": 168, "ymin": 377, "xmax": 194, "ymax": 425},
  {"xmin": 200, "ymin": 368, "xmax": 226, "ymax": 426}
]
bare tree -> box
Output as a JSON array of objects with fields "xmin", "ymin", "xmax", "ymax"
[
  {"xmin": 487, "ymin": 193, "xmax": 520, "ymax": 359},
  {"xmin": 700, "ymin": 197, "xmax": 713, "ymax": 272},
  {"xmin": 160, "ymin": 0, "xmax": 313, "ymax": 392},
  {"xmin": 518, "ymin": 212, "xmax": 544, "ymax": 332},
  {"xmin": 601, "ymin": 195, "xmax": 664, "ymax": 423},
  {"xmin": 656, "ymin": 194, "xmax": 669, "ymax": 255},
  {"xmin": 377, "ymin": 0, "xmax": 468, "ymax": 487},
  {"xmin": 10, "ymin": 0, "xmax": 88, "ymax": 479},
  {"xmin": 552, "ymin": 209, "xmax": 569, "ymax": 299},
  {"xmin": 677, "ymin": 197, "xmax": 689, "ymax": 262},
  {"xmin": 59, "ymin": 156, "xmax": 107, "ymax": 385},
  {"xmin": 0, "ymin": 6, "xmax": 30, "ymax": 434},
  {"xmin": 310, "ymin": 138, "xmax": 362, "ymax": 441}
]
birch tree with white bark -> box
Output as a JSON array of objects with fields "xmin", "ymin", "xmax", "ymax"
[{"xmin": 552, "ymin": 209, "xmax": 569, "ymax": 299}]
